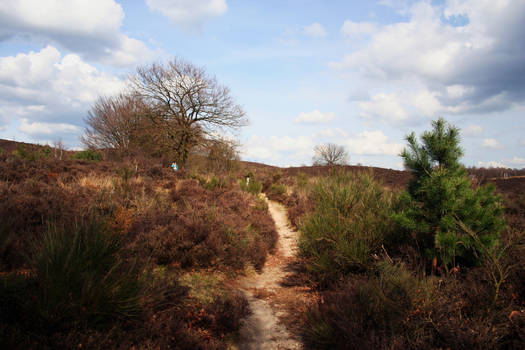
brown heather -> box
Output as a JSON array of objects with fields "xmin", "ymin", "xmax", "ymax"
[{"xmin": 0, "ymin": 143, "xmax": 276, "ymax": 349}]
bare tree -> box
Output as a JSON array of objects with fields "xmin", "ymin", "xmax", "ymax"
[
  {"xmin": 53, "ymin": 139, "xmax": 65, "ymax": 160},
  {"xmin": 312, "ymin": 143, "xmax": 349, "ymax": 166},
  {"xmin": 129, "ymin": 58, "xmax": 248, "ymax": 165},
  {"xmin": 82, "ymin": 93, "xmax": 154, "ymax": 154},
  {"xmin": 204, "ymin": 137, "xmax": 240, "ymax": 172}
]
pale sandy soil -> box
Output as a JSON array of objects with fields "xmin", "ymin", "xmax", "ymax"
[{"xmin": 233, "ymin": 198, "xmax": 313, "ymax": 350}]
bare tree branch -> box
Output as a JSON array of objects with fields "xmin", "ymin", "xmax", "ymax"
[
  {"xmin": 128, "ymin": 59, "xmax": 247, "ymax": 165},
  {"xmin": 312, "ymin": 143, "xmax": 349, "ymax": 166},
  {"xmin": 81, "ymin": 93, "xmax": 155, "ymax": 154}
]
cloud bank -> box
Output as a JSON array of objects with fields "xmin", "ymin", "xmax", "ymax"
[
  {"xmin": 0, "ymin": 0, "xmax": 156, "ymax": 66},
  {"xmin": 334, "ymin": 0, "xmax": 525, "ymax": 124}
]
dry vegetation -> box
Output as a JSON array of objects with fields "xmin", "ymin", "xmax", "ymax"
[
  {"xmin": 0, "ymin": 140, "xmax": 277, "ymax": 349},
  {"xmin": 242, "ymin": 119, "xmax": 525, "ymax": 350},
  {"xmin": 245, "ymin": 164, "xmax": 525, "ymax": 349},
  {"xmin": 2, "ymin": 130, "xmax": 525, "ymax": 349}
]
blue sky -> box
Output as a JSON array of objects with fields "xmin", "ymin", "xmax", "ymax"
[{"xmin": 0, "ymin": 0, "xmax": 524, "ymax": 169}]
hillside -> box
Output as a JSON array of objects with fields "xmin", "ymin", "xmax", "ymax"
[{"xmin": 1, "ymin": 139, "xmax": 524, "ymax": 349}]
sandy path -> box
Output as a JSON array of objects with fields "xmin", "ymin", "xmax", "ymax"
[{"xmin": 234, "ymin": 198, "xmax": 303, "ymax": 350}]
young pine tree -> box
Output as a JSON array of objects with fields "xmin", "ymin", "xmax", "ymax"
[{"xmin": 393, "ymin": 118, "xmax": 505, "ymax": 268}]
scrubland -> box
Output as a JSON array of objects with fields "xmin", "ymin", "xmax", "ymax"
[
  {"xmin": 251, "ymin": 163, "xmax": 525, "ymax": 350},
  {"xmin": 0, "ymin": 141, "xmax": 277, "ymax": 349},
  {"xmin": 1, "ymin": 137, "xmax": 525, "ymax": 349}
]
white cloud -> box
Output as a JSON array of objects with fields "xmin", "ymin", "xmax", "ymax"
[
  {"xmin": 294, "ymin": 109, "xmax": 335, "ymax": 124},
  {"xmin": 0, "ymin": 46, "xmax": 125, "ymax": 134},
  {"xmin": 356, "ymin": 88, "xmax": 449, "ymax": 125},
  {"xmin": 463, "ymin": 125, "xmax": 483, "ymax": 136},
  {"xmin": 19, "ymin": 119, "xmax": 79, "ymax": 136},
  {"xmin": 333, "ymin": 1, "xmax": 525, "ymax": 123},
  {"xmin": 358, "ymin": 93, "xmax": 408, "ymax": 123},
  {"xmin": 508, "ymin": 157, "xmax": 525, "ymax": 166},
  {"xmin": 303, "ymin": 22, "xmax": 327, "ymax": 38},
  {"xmin": 477, "ymin": 160, "xmax": 507, "ymax": 168},
  {"xmin": 477, "ymin": 157, "xmax": 525, "ymax": 169},
  {"xmin": 242, "ymin": 130, "xmax": 404, "ymax": 167},
  {"xmin": 446, "ymin": 84, "xmax": 473, "ymax": 99},
  {"xmin": 268, "ymin": 135, "xmax": 313, "ymax": 152},
  {"xmin": 146, "ymin": 0, "xmax": 227, "ymax": 28},
  {"xmin": 0, "ymin": 0, "xmax": 156, "ymax": 66},
  {"xmin": 242, "ymin": 134, "xmax": 314, "ymax": 165},
  {"xmin": 344, "ymin": 130, "xmax": 403, "ymax": 156},
  {"xmin": 340, "ymin": 20, "xmax": 377, "ymax": 37},
  {"xmin": 482, "ymin": 138, "xmax": 503, "ymax": 149},
  {"xmin": 317, "ymin": 128, "xmax": 348, "ymax": 138},
  {"xmin": 0, "ymin": 0, "xmax": 123, "ymax": 34},
  {"xmin": 100, "ymin": 36, "xmax": 157, "ymax": 67}
]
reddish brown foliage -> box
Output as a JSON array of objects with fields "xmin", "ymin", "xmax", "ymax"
[
  {"xmin": 127, "ymin": 179, "xmax": 277, "ymax": 271},
  {"xmin": 0, "ymin": 142, "xmax": 278, "ymax": 349}
]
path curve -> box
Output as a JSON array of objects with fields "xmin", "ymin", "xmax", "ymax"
[{"xmin": 234, "ymin": 197, "xmax": 303, "ymax": 350}]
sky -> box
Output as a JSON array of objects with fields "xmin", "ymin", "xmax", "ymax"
[{"xmin": 0, "ymin": 0, "xmax": 524, "ymax": 170}]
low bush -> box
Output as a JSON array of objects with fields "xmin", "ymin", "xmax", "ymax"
[
  {"xmin": 179, "ymin": 271, "xmax": 250, "ymax": 336},
  {"xmin": 298, "ymin": 170, "xmax": 397, "ymax": 284},
  {"xmin": 73, "ymin": 149, "xmax": 103, "ymax": 161},
  {"xmin": 203, "ymin": 175, "xmax": 226, "ymax": 190},
  {"xmin": 129, "ymin": 180, "xmax": 277, "ymax": 271},
  {"xmin": 266, "ymin": 182, "xmax": 287, "ymax": 202},
  {"xmin": 0, "ymin": 145, "xmax": 279, "ymax": 348},
  {"xmin": 305, "ymin": 262, "xmax": 518, "ymax": 349},
  {"xmin": 0, "ymin": 217, "xmax": 144, "ymax": 348},
  {"xmin": 31, "ymin": 218, "xmax": 142, "ymax": 328},
  {"xmin": 12, "ymin": 144, "xmax": 52, "ymax": 161},
  {"xmin": 239, "ymin": 177, "xmax": 262, "ymax": 195},
  {"xmin": 305, "ymin": 262, "xmax": 436, "ymax": 349}
]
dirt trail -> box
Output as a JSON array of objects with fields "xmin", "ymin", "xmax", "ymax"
[{"xmin": 234, "ymin": 198, "xmax": 305, "ymax": 350}]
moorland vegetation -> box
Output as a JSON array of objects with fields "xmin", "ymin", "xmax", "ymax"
[
  {"xmin": 1, "ymin": 54, "xmax": 524, "ymax": 349},
  {"xmin": 0, "ymin": 139, "xmax": 278, "ymax": 349},
  {"xmin": 258, "ymin": 119, "xmax": 525, "ymax": 349}
]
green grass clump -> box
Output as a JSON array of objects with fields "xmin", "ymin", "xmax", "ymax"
[
  {"xmin": 12, "ymin": 144, "xmax": 51, "ymax": 161},
  {"xmin": 203, "ymin": 175, "xmax": 226, "ymax": 190},
  {"xmin": 179, "ymin": 272, "xmax": 224, "ymax": 304},
  {"xmin": 268, "ymin": 183, "xmax": 287, "ymax": 196},
  {"xmin": 31, "ymin": 218, "xmax": 142, "ymax": 328},
  {"xmin": 72, "ymin": 149, "xmax": 103, "ymax": 161},
  {"xmin": 240, "ymin": 177, "xmax": 262, "ymax": 195},
  {"xmin": 299, "ymin": 170, "xmax": 396, "ymax": 284}
]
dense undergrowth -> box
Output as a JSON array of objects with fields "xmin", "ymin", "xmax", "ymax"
[{"xmin": 0, "ymin": 146, "xmax": 277, "ymax": 349}]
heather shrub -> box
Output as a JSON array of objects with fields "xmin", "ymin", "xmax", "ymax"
[
  {"xmin": 179, "ymin": 271, "xmax": 249, "ymax": 335},
  {"xmin": 305, "ymin": 262, "xmax": 436, "ymax": 349},
  {"xmin": 0, "ymin": 178, "xmax": 88, "ymax": 269},
  {"xmin": 299, "ymin": 170, "xmax": 396, "ymax": 284},
  {"xmin": 0, "ymin": 219, "xmax": 17, "ymax": 271},
  {"xmin": 128, "ymin": 179, "xmax": 277, "ymax": 271},
  {"xmin": 0, "ymin": 149, "xmax": 277, "ymax": 348}
]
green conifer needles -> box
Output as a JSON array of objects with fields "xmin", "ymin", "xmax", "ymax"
[{"xmin": 394, "ymin": 118, "xmax": 505, "ymax": 268}]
